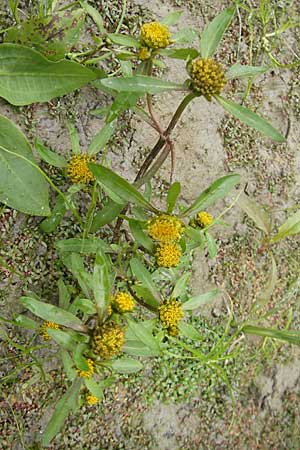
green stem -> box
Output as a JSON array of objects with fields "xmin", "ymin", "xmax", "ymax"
[
  {"xmin": 115, "ymin": 0, "xmax": 127, "ymax": 33},
  {"xmin": 83, "ymin": 182, "xmax": 98, "ymax": 239}
]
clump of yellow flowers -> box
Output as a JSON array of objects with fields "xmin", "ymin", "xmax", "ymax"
[
  {"xmin": 111, "ymin": 291, "xmax": 135, "ymax": 313},
  {"xmin": 148, "ymin": 214, "xmax": 185, "ymax": 243},
  {"xmin": 140, "ymin": 21, "xmax": 171, "ymax": 49},
  {"xmin": 155, "ymin": 242, "xmax": 182, "ymax": 268},
  {"xmin": 40, "ymin": 321, "xmax": 60, "ymax": 341},
  {"xmin": 159, "ymin": 298, "xmax": 184, "ymax": 336},
  {"xmin": 86, "ymin": 394, "xmax": 98, "ymax": 405},
  {"xmin": 67, "ymin": 154, "xmax": 95, "ymax": 184},
  {"xmin": 92, "ymin": 322, "xmax": 124, "ymax": 359},
  {"xmin": 77, "ymin": 358, "xmax": 95, "ymax": 379},
  {"xmin": 189, "ymin": 58, "xmax": 226, "ymax": 101},
  {"xmin": 196, "ymin": 211, "xmax": 214, "ymax": 228}
]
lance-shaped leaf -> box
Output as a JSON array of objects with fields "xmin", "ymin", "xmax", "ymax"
[
  {"xmin": 55, "ymin": 238, "xmax": 110, "ymax": 253},
  {"xmin": 127, "ymin": 319, "xmax": 161, "ymax": 355},
  {"xmin": 130, "ymin": 258, "xmax": 161, "ymax": 306},
  {"xmin": 242, "ymin": 325, "xmax": 300, "ymax": 346},
  {"xmin": 90, "ymin": 199, "xmax": 125, "ymax": 232},
  {"xmin": 123, "ymin": 339, "xmax": 158, "ymax": 357},
  {"xmin": 58, "ymin": 279, "xmax": 71, "ymax": 310},
  {"xmin": 167, "ymin": 181, "xmax": 181, "ymax": 213},
  {"xmin": 80, "ymin": 1, "xmax": 104, "ymax": 33},
  {"xmin": 205, "ymin": 232, "xmax": 218, "ymax": 258},
  {"xmin": 0, "ymin": 115, "xmax": 50, "ymax": 216},
  {"xmin": 107, "ymin": 33, "xmax": 141, "ymax": 48},
  {"xmin": 178, "ymin": 322, "xmax": 203, "ymax": 340},
  {"xmin": 172, "ymin": 272, "xmax": 190, "ymax": 298},
  {"xmin": 20, "ymin": 297, "xmax": 86, "ymax": 332},
  {"xmin": 47, "ymin": 328, "xmax": 79, "ymax": 351},
  {"xmin": 172, "ymin": 28, "xmax": 198, "ymax": 44},
  {"xmin": 226, "ymin": 63, "xmax": 269, "ymax": 80},
  {"xmin": 216, "ymin": 95, "xmax": 285, "ymax": 142},
  {"xmin": 84, "ymin": 378, "xmax": 104, "ymax": 399},
  {"xmin": 34, "ymin": 139, "xmax": 67, "ymax": 168},
  {"xmin": 129, "ymin": 219, "xmax": 154, "ymax": 252},
  {"xmin": 39, "ymin": 195, "xmax": 66, "ymax": 233},
  {"xmin": 89, "ymin": 163, "xmax": 158, "ymax": 212},
  {"xmin": 238, "ymin": 193, "xmax": 271, "ymax": 234},
  {"xmin": 181, "ymin": 173, "xmax": 240, "ymax": 217},
  {"xmin": 161, "ymin": 10, "xmax": 183, "ymax": 26},
  {"xmin": 100, "ymin": 75, "xmax": 186, "ymax": 94},
  {"xmin": 158, "ymin": 48, "xmax": 199, "ymax": 60},
  {"xmin": 111, "ymin": 358, "xmax": 144, "ymax": 373},
  {"xmin": 93, "ymin": 248, "xmax": 111, "ymax": 315},
  {"xmin": 182, "ymin": 289, "xmax": 219, "ymax": 310},
  {"xmin": 0, "ymin": 44, "xmax": 97, "ymax": 105},
  {"xmin": 270, "ymin": 210, "xmax": 300, "ymax": 243},
  {"xmin": 200, "ymin": 6, "xmax": 235, "ymax": 58},
  {"xmin": 87, "ymin": 121, "xmax": 116, "ymax": 156},
  {"xmin": 41, "ymin": 378, "xmax": 82, "ymax": 446}
]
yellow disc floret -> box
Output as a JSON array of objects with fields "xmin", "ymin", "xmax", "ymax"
[
  {"xmin": 92, "ymin": 322, "xmax": 124, "ymax": 359},
  {"xmin": 159, "ymin": 298, "xmax": 184, "ymax": 335},
  {"xmin": 67, "ymin": 154, "xmax": 95, "ymax": 184},
  {"xmin": 155, "ymin": 242, "xmax": 182, "ymax": 268},
  {"xmin": 148, "ymin": 214, "xmax": 185, "ymax": 242},
  {"xmin": 86, "ymin": 394, "xmax": 98, "ymax": 405},
  {"xmin": 40, "ymin": 321, "xmax": 60, "ymax": 341},
  {"xmin": 111, "ymin": 291, "xmax": 135, "ymax": 313},
  {"xmin": 196, "ymin": 211, "xmax": 214, "ymax": 228},
  {"xmin": 77, "ymin": 358, "xmax": 95, "ymax": 379},
  {"xmin": 138, "ymin": 46, "xmax": 151, "ymax": 61},
  {"xmin": 189, "ymin": 58, "xmax": 226, "ymax": 101},
  {"xmin": 140, "ymin": 21, "xmax": 171, "ymax": 49}
]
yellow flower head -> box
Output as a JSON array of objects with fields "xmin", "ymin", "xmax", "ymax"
[
  {"xmin": 148, "ymin": 214, "xmax": 185, "ymax": 242},
  {"xmin": 111, "ymin": 291, "xmax": 135, "ymax": 314},
  {"xmin": 140, "ymin": 21, "xmax": 171, "ymax": 49},
  {"xmin": 155, "ymin": 242, "xmax": 182, "ymax": 268},
  {"xmin": 92, "ymin": 322, "xmax": 124, "ymax": 359},
  {"xmin": 67, "ymin": 154, "xmax": 95, "ymax": 184},
  {"xmin": 107, "ymin": 305, "xmax": 113, "ymax": 316},
  {"xmin": 138, "ymin": 46, "xmax": 151, "ymax": 61},
  {"xmin": 196, "ymin": 211, "xmax": 214, "ymax": 228},
  {"xmin": 40, "ymin": 321, "xmax": 60, "ymax": 341},
  {"xmin": 86, "ymin": 394, "xmax": 98, "ymax": 405},
  {"xmin": 159, "ymin": 298, "xmax": 184, "ymax": 334},
  {"xmin": 77, "ymin": 358, "xmax": 95, "ymax": 379},
  {"xmin": 189, "ymin": 58, "xmax": 226, "ymax": 101}
]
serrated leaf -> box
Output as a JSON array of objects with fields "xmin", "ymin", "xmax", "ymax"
[
  {"xmin": 226, "ymin": 63, "xmax": 269, "ymax": 80},
  {"xmin": 41, "ymin": 379, "xmax": 82, "ymax": 446},
  {"xmin": 89, "ymin": 163, "xmax": 157, "ymax": 212},
  {"xmin": 238, "ymin": 193, "xmax": 271, "ymax": 234},
  {"xmin": 0, "ymin": 44, "xmax": 97, "ymax": 105},
  {"xmin": 0, "ymin": 115, "xmax": 50, "ymax": 216},
  {"xmin": 200, "ymin": 7, "xmax": 235, "ymax": 58},
  {"xmin": 20, "ymin": 297, "xmax": 86, "ymax": 331},
  {"xmin": 216, "ymin": 95, "xmax": 285, "ymax": 142},
  {"xmin": 182, "ymin": 289, "xmax": 219, "ymax": 310},
  {"xmin": 181, "ymin": 174, "xmax": 240, "ymax": 217},
  {"xmin": 100, "ymin": 75, "xmax": 185, "ymax": 94}
]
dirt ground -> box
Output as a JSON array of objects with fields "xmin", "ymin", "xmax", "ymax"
[{"xmin": 1, "ymin": 0, "xmax": 300, "ymax": 449}]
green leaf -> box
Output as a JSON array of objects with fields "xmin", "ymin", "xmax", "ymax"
[
  {"xmin": 178, "ymin": 322, "xmax": 203, "ymax": 340},
  {"xmin": 41, "ymin": 379, "xmax": 82, "ymax": 446},
  {"xmin": 167, "ymin": 181, "xmax": 181, "ymax": 213},
  {"xmin": 107, "ymin": 33, "xmax": 141, "ymax": 48},
  {"xmin": 0, "ymin": 115, "xmax": 50, "ymax": 216},
  {"xmin": 111, "ymin": 358, "xmax": 143, "ymax": 373},
  {"xmin": 61, "ymin": 350, "xmax": 76, "ymax": 381},
  {"xmin": 84, "ymin": 378, "xmax": 104, "ymax": 399},
  {"xmin": 73, "ymin": 343, "xmax": 89, "ymax": 371},
  {"xmin": 89, "ymin": 163, "xmax": 158, "ymax": 212},
  {"xmin": 127, "ymin": 319, "xmax": 160, "ymax": 355},
  {"xmin": 161, "ymin": 11, "xmax": 183, "ymax": 26},
  {"xmin": 106, "ymin": 92, "xmax": 140, "ymax": 122},
  {"xmin": 172, "ymin": 28, "xmax": 198, "ymax": 44},
  {"xmin": 130, "ymin": 258, "xmax": 161, "ymax": 305},
  {"xmin": 80, "ymin": 1, "xmax": 104, "ymax": 33},
  {"xmin": 238, "ymin": 193, "xmax": 271, "ymax": 234},
  {"xmin": 120, "ymin": 60, "xmax": 133, "ymax": 77},
  {"xmin": 172, "ymin": 272, "xmax": 190, "ymax": 298},
  {"xmin": 67, "ymin": 122, "xmax": 81, "ymax": 155},
  {"xmin": 87, "ymin": 121, "xmax": 115, "ymax": 156},
  {"xmin": 56, "ymin": 238, "xmax": 110, "ymax": 254},
  {"xmin": 93, "ymin": 249, "xmax": 111, "ymax": 315},
  {"xmin": 58, "ymin": 279, "xmax": 71, "ymax": 310},
  {"xmin": 13, "ymin": 315, "xmax": 39, "ymax": 330},
  {"xmin": 47, "ymin": 328, "xmax": 78, "ymax": 351},
  {"xmin": 123, "ymin": 339, "xmax": 158, "ymax": 357},
  {"xmin": 270, "ymin": 210, "xmax": 300, "ymax": 243},
  {"xmin": 242, "ymin": 325, "xmax": 300, "ymax": 346},
  {"xmin": 20, "ymin": 297, "xmax": 86, "ymax": 331},
  {"xmin": 158, "ymin": 48, "xmax": 199, "ymax": 60},
  {"xmin": 70, "ymin": 298, "xmax": 97, "ymax": 316},
  {"xmin": 200, "ymin": 7, "xmax": 235, "ymax": 58},
  {"xmin": 90, "ymin": 199, "xmax": 124, "ymax": 232},
  {"xmin": 34, "ymin": 139, "xmax": 67, "ymax": 168},
  {"xmin": 205, "ymin": 232, "xmax": 218, "ymax": 258},
  {"xmin": 67, "ymin": 253, "xmax": 92, "ymax": 298},
  {"xmin": 226, "ymin": 63, "xmax": 269, "ymax": 80},
  {"xmin": 100, "ymin": 75, "xmax": 185, "ymax": 94},
  {"xmin": 129, "ymin": 219, "xmax": 154, "ymax": 252},
  {"xmin": 0, "ymin": 44, "xmax": 97, "ymax": 105},
  {"xmin": 181, "ymin": 174, "xmax": 240, "ymax": 217},
  {"xmin": 215, "ymin": 95, "xmax": 285, "ymax": 142},
  {"xmin": 132, "ymin": 285, "xmax": 160, "ymax": 310},
  {"xmin": 39, "ymin": 195, "xmax": 66, "ymax": 233},
  {"xmin": 182, "ymin": 289, "xmax": 219, "ymax": 310}
]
